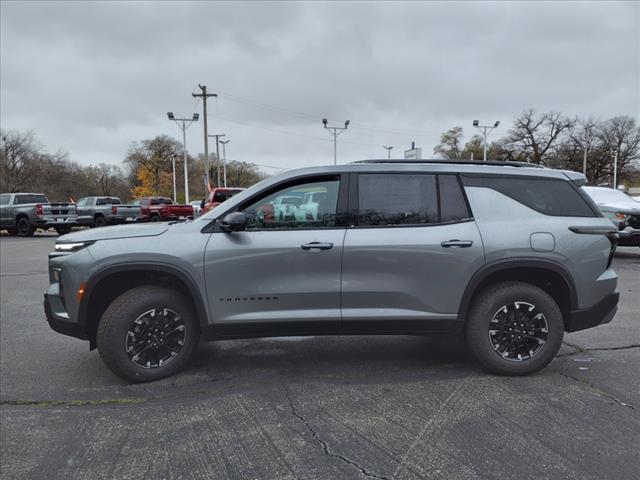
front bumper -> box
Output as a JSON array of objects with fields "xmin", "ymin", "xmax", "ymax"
[
  {"xmin": 44, "ymin": 284, "xmax": 87, "ymax": 340},
  {"xmin": 566, "ymin": 292, "xmax": 619, "ymax": 332},
  {"xmin": 617, "ymin": 226, "xmax": 640, "ymax": 247}
]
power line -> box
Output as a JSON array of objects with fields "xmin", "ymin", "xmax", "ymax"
[
  {"xmin": 192, "ymin": 84, "xmax": 218, "ymax": 185},
  {"xmin": 214, "ymin": 89, "xmax": 443, "ymax": 137}
]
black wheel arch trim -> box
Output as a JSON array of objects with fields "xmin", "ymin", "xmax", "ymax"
[
  {"xmin": 78, "ymin": 262, "xmax": 209, "ymax": 337},
  {"xmin": 458, "ymin": 258, "xmax": 578, "ymax": 321}
]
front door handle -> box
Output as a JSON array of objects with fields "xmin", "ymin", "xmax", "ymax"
[
  {"xmin": 301, "ymin": 242, "xmax": 334, "ymax": 250},
  {"xmin": 441, "ymin": 239, "xmax": 473, "ymax": 248}
]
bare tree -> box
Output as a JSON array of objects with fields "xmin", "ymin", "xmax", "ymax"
[{"xmin": 503, "ymin": 109, "xmax": 575, "ymax": 165}]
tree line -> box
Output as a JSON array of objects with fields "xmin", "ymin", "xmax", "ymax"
[
  {"xmin": 0, "ymin": 130, "xmax": 265, "ymax": 202},
  {"xmin": 433, "ymin": 110, "xmax": 640, "ymax": 185}
]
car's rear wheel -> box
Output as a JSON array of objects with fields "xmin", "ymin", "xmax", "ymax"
[
  {"xmin": 150, "ymin": 214, "xmax": 160, "ymax": 222},
  {"xmin": 94, "ymin": 215, "xmax": 107, "ymax": 227},
  {"xmin": 465, "ymin": 281, "xmax": 564, "ymax": 375},
  {"xmin": 97, "ymin": 286, "xmax": 199, "ymax": 382},
  {"xmin": 16, "ymin": 217, "xmax": 35, "ymax": 237}
]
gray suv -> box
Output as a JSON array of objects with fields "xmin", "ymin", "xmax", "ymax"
[{"xmin": 45, "ymin": 160, "xmax": 620, "ymax": 382}]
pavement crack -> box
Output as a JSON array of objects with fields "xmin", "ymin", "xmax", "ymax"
[
  {"xmin": 0, "ymin": 397, "xmax": 147, "ymax": 407},
  {"xmin": 284, "ymin": 389, "xmax": 389, "ymax": 480},
  {"xmin": 552, "ymin": 370, "xmax": 636, "ymax": 410},
  {"xmin": 558, "ymin": 342, "xmax": 640, "ymax": 357}
]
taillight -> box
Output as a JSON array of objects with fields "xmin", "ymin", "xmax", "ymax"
[
  {"xmin": 112, "ymin": 206, "xmax": 117, "ymax": 215},
  {"xmin": 35, "ymin": 204, "xmax": 44, "ymax": 216},
  {"xmin": 606, "ymin": 231, "xmax": 618, "ymax": 269}
]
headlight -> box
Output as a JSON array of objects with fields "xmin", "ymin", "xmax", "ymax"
[
  {"xmin": 54, "ymin": 241, "xmax": 94, "ymax": 253},
  {"xmin": 615, "ymin": 212, "xmax": 629, "ymax": 220}
]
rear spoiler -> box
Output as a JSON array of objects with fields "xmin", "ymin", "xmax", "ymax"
[{"xmin": 561, "ymin": 170, "xmax": 588, "ymax": 186}]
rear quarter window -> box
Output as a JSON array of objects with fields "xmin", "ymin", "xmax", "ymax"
[{"xmin": 461, "ymin": 175, "xmax": 598, "ymax": 217}]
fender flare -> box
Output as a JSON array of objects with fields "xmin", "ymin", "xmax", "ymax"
[
  {"xmin": 78, "ymin": 262, "xmax": 209, "ymax": 332},
  {"xmin": 457, "ymin": 258, "xmax": 578, "ymax": 320}
]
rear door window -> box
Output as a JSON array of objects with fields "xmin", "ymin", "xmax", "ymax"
[
  {"xmin": 15, "ymin": 194, "xmax": 48, "ymax": 204},
  {"xmin": 357, "ymin": 174, "xmax": 438, "ymax": 226},
  {"xmin": 439, "ymin": 175, "xmax": 471, "ymax": 223}
]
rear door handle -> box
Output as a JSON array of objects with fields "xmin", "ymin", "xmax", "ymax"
[
  {"xmin": 441, "ymin": 239, "xmax": 473, "ymax": 248},
  {"xmin": 301, "ymin": 242, "xmax": 334, "ymax": 250}
]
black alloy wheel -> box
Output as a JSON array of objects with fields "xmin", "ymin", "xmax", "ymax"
[{"xmin": 125, "ymin": 308, "xmax": 186, "ymax": 369}]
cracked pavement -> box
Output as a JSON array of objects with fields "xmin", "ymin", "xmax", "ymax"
[{"xmin": 1, "ymin": 235, "xmax": 639, "ymax": 479}]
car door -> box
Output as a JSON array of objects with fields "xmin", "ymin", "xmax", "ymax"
[
  {"xmin": 75, "ymin": 198, "xmax": 93, "ymax": 224},
  {"xmin": 204, "ymin": 175, "xmax": 347, "ymax": 333},
  {"xmin": 341, "ymin": 172, "xmax": 485, "ymax": 332}
]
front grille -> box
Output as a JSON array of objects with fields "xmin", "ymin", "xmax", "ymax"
[{"xmin": 628, "ymin": 215, "xmax": 640, "ymax": 229}]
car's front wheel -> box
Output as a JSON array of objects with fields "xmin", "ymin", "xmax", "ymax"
[
  {"xmin": 97, "ymin": 286, "xmax": 200, "ymax": 382},
  {"xmin": 465, "ymin": 281, "xmax": 564, "ymax": 375}
]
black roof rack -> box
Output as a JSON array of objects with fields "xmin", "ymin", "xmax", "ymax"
[{"xmin": 351, "ymin": 159, "xmax": 544, "ymax": 168}]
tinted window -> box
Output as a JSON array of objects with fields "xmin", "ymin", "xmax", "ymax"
[
  {"xmin": 439, "ymin": 175, "xmax": 471, "ymax": 222},
  {"xmin": 242, "ymin": 178, "xmax": 339, "ymax": 230},
  {"xmin": 15, "ymin": 194, "xmax": 48, "ymax": 204},
  {"xmin": 358, "ymin": 174, "xmax": 437, "ymax": 226},
  {"xmin": 150, "ymin": 199, "xmax": 160, "ymax": 205},
  {"xmin": 0, "ymin": 195, "xmax": 10, "ymax": 205},
  {"xmin": 462, "ymin": 175, "xmax": 597, "ymax": 217}
]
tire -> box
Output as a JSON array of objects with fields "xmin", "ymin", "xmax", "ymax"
[
  {"xmin": 97, "ymin": 286, "xmax": 200, "ymax": 383},
  {"xmin": 94, "ymin": 215, "xmax": 107, "ymax": 228},
  {"xmin": 150, "ymin": 214, "xmax": 160, "ymax": 222},
  {"xmin": 465, "ymin": 281, "xmax": 564, "ymax": 376},
  {"xmin": 16, "ymin": 217, "xmax": 35, "ymax": 237},
  {"xmin": 54, "ymin": 225, "xmax": 72, "ymax": 236}
]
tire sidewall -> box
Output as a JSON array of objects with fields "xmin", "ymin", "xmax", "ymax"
[
  {"xmin": 466, "ymin": 282, "xmax": 564, "ymax": 375},
  {"xmin": 98, "ymin": 287, "xmax": 199, "ymax": 382},
  {"xmin": 17, "ymin": 217, "xmax": 33, "ymax": 236}
]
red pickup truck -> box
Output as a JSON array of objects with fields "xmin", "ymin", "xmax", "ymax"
[
  {"xmin": 202, "ymin": 188, "xmax": 245, "ymax": 214},
  {"xmin": 134, "ymin": 197, "xmax": 194, "ymax": 222}
]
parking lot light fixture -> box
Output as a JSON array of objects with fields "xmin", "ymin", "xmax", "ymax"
[
  {"xmin": 323, "ymin": 118, "xmax": 350, "ymax": 165},
  {"xmin": 168, "ymin": 112, "xmax": 199, "ymax": 203},
  {"xmin": 472, "ymin": 119, "xmax": 501, "ymax": 162}
]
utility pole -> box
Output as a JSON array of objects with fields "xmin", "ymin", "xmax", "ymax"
[
  {"xmin": 582, "ymin": 126, "xmax": 590, "ymax": 176},
  {"xmin": 192, "ymin": 85, "xmax": 217, "ymax": 185},
  {"xmin": 472, "ymin": 120, "xmax": 500, "ymax": 161},
  {"xmin": 322, "ymin": 118, "xmax": 350, "ymax": 165},
  {"xmin": 167, "ymin": 112, "xmax": 199, "ymax": 203},
  {"xmin": 220, "ymin": 139, "xmax": 230, "ymax": 188},
  {"xmin": 613, "ymin": 150, "xmax": 618, "ymax": 190},
  {"xmin": 171, "ymin": 154, "xmax": 177, "ymax": 202},
  {"xmin": 383, "ymin": 145, "xmax": 393, "ymax": 160},
  {"xmin": 208, "ymin": 134, "xmax": 226, "ymax": 187}
]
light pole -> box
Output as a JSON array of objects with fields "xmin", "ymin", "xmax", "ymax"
[
  {"xmin": 171, "ymin": 154, "xmax": 177, "ymax": 202},
  {"xmin": 322, "ymin": 118, "xmax": 350, "ymax": 165},
  {"xmin": 219, "ymin": 139, "xmax": 230, "ymax": 188},
  {"xmin": 167, "ymin": 112, "xmax": 199, "ymax": 203},
  {"xmin": 472, "ymin": 120, "xmax": 500, "ymax": 162},
  {"xmin": 383, "ymin": 145, "xmax": 393, "ymax": 160}
]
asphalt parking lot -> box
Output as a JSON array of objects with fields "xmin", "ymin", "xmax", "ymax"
[{"xmin": 1, "ymin": 233, "xmax": 638, "ymax": 480}]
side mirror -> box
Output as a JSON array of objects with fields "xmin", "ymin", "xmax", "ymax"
[{"xmin": 220, "ymin": 211, "xmax": 247, "ymax": 232}]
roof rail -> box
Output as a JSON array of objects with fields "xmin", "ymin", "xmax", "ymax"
[{"xmin": 351, "ymin": 159, "xmax": 544, "ymax": 168}]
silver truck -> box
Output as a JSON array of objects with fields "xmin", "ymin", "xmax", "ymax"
[
  {"xmin": 0, "ymin": 193, "xmax": 78, "ymax": 236},
  {"xmin": 75, "ymin": 196, "xmax": 143, "ymax": 227}
]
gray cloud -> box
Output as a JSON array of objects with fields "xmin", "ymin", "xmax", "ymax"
[{"xmin": 1, "ymin": 0, "xmax": 638, "ymax": 171}]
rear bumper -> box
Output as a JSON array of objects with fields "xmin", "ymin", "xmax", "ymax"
[
  {"xmin": 35, "ymin": 216, "xmax": 78, "ymax": 227},
  {"xmin": 44, "ymin": 286, "xmax": 86, "ymax": 340},
  {"xmin": 567, "ymin": 292, "xmax": 619, "ymax": 332}
]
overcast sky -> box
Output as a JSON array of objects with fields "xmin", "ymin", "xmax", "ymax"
[{"xmin": 1, "ymin": 1, "xmax": 638, "ymax": 173}]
